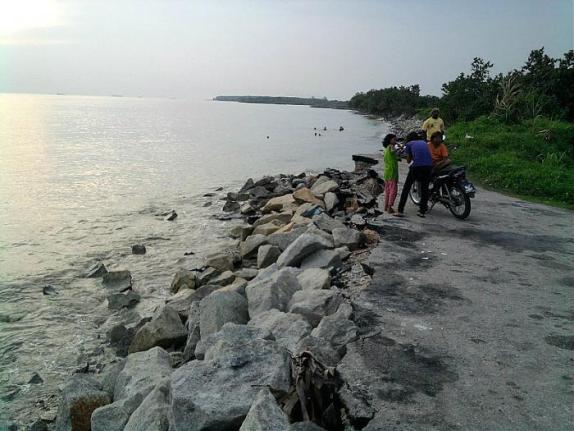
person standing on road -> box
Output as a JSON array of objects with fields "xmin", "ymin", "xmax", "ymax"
[
  {"xmin": 382, "ymin": 133, "xmax": 399, "ymax": 214},
  {"xmin": 394, "ymin": 131, "xmax": 433, "ymax": 218},
  {"xmin": 422, "ymin": 108, "xmax": 445, "ymax": 141}
]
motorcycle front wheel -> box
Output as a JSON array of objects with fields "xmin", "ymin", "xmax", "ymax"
[
  {"xmin": 448, "ymin": 183, "xmax": 471, "ymax": 219},
  {"xmin": 409, "ymin": 181, "xmax": 421, "ymax": 206}
]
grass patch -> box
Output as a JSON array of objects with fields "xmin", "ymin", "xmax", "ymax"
[{"xmin": 446, "ymin": 117, "xmax": 574, "ymax": 208}]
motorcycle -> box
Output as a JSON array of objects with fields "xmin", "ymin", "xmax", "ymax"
[{"xmin": 409, "ymin": 165, "xmax": 476, "ymax": 219}]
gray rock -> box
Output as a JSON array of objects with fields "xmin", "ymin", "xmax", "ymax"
[
  {"xmin": 248, "ymin": 309, "xmax": 311, "ymax": 352},
  {"xmin": 54, "ymin": 375, "xmax": 111, "ymax": 431},
  {"xmin": 257, "ymin": 244, "xmax": 282, "ymax": 269},
  {"xmin": 295, "ymin": 336, "xmax": 341, "ymax": 367},
  {"xmin": 165, "ymin": 210, "xmax": 178, "ymax": 221},
  {"xmin": 323, "ymin": 192, "xmax": 339, "ymax": 212},
  {"xmin": 196, "ymin": 267, "xmax": 219, "ymax": 286},
  {"xmin": 211, "ymin": 270, "xmax": 236, "ymax": 286},
  {"xmin": 100, "ymin": 361, "xmax": 126, "ymax": 397},
  {"xmin": 87, "ymin": 262, "xmax": 108, "ymax": 278},
  {"xmin": 332, "ymin": 227, "xmax": 364, "ymax": 251},
  {"xmin": 171, "ymin": 324, "xmax": 291, "ymax": 431},
  {"xmin": 240, "ymin": 234, "xmax": 268, "ymax": 258},
  {"xmin": 239, "ymin": 178, "xmax": 255, "ymax": 193},
  {"xmin": 288, "ymin": 289, "xmax": 341, "ymax": 327},
  {"xmin": 129, "ymin": 305, "xmax": 187, "ymax": 354},
  {"xmin": 335, "ymin": 246, "xmax": 351, "ymax": 261},
  {"xmin": 169, "ymin": 351, "xmax": 184, "ymax": 368},
  {"xmin": 311, "ymin": 179, "xmax": 338, "ymax": 195},
  {"xmin": 102, "ymin": 270, "xmax": 132, "ymax": 293},
  {"xmin": 91, "ymin": 347, "xmax": 172, "ymax": 431},
  {"xmin": 182, "ymin": 303, "xmax": 201, "ymax": 362},
  {"xmin": 169, "ymin": 270, "xmax": 198, "ymax": 294},
  {"xmin": 230, "ymin": 224, "xmax": 254, "ymax": 241},
  {"xmin": 199, "ymin": 290, "xmax": 249, "ymax": 337},
  {"xmin": 166, "ymin": 284, "xmax": 221, "ymax": 317},
  {"xmin": 252, "ymin": 212, "xmax": 292, "ymax": 228},
  {"xmin": 299, "ymin": 249, "xmax": 342, "ymax": 270},
  {"xmin": 239, "ymin": 388, "xmax": 289, "ymax": 431},
  {"xmin": 312, "ymin": 213, "xmax": 346, "ymax": 233},
  {"xmin": 107, "ymin": 291, "xmax": 141, "ymax": 310},
  {"xmin": 297, "ymin": 268, "xmax": 331, "ymax": 290},
  {"xmin": 194, "ymin": 323, "xmax": 274, "ymax": 360},
  {"xmin": 223, "ymin": 200, "xmax": 240, "ymax": 212},
  {"xmin": 245, "ymin": 268, "xmax": 302, "ymax": 318},
  {"xmin": 234, "ymin": 268, "xmax": 259, "ymax": 281},
  {"xmin": 276, "ymin": 233, "xmax": 333, "ymax": 268},
  {"xmin": 266, "ymin": 227, "xmax": 307, "ymax": 251},
  {"xmin": 220, "ymin": 277, "xmax": 248, "ymax": 296},
  {"xmin": 131, "ymin": 244, "xmax": 146, "ymax": 255},
  {"xmin": 350, "ymin": 214, "xmax": 366, "ymax": 227},
  {"xmin": 311, "ymin": 314, "xmax": 358, "ymax": 355},
  {"xmin": 205, "ymin": 252, "xmax": 235, "ymax": 272},
  {"xmin": 27, "ymin": 372, "xmax": 43, "ymax": 384},
  {"xmin": 123, "ymin": 380, "xmax": 170, "ymax": 431}
]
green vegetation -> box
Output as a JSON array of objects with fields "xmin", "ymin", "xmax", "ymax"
[
  {"xmin": 214, "ymin": 95, "xmax": 348, "ymax": 109},
  {"xmin": 349, "ymin": 48, "xmax": 574, "ymax": 207},
  {"xmin": 448, "ymin": 117, "xmax": 574, "ymax": 207}
]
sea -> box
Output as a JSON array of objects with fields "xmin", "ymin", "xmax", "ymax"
[{"xmin": 0, "ymin": 93, "xmax": 388, "ymax": 424}]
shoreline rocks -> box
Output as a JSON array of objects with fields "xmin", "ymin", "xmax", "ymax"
[{"xmin": 49, "ymin": 165, "xmax": 384, "ymax": 431}]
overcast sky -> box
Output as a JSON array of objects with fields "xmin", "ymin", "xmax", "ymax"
[{"xmin": 0, "ymin": 0, "xmax": 572, "ymax": 99}]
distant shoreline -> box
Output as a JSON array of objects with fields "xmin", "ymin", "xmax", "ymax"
[{"xmin": 213, "ymin": 95, "xmax": 349, "ymax": 109}]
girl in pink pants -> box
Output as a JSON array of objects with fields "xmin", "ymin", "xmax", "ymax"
[{"xmin": 382, "ymin": 134, "xmax": 399, "ymax": 213}]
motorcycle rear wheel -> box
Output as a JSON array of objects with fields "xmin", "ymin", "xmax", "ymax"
[
  {"xmin": 409, "ymin": 181, "xmax": 421, "ymax": 206},
  {"xmin": 448, "ymin": 183, "xmax": 471, "ymax": 219}
]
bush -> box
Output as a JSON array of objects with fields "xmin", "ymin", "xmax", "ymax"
[{"xmin": 447, "ymin": 117, "xmax": 574, "ymax": 206}]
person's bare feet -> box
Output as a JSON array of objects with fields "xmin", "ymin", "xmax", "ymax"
[{"xmin": 393, "ymin": 212, "xmax": 405, "ymax": 217}]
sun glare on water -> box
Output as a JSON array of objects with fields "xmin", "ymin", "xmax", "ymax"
[{"xmin": 0, "ymin": 0, "xmax": 63, "ymax": 37}]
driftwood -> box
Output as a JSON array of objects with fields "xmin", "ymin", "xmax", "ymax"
[{"xmin": 279, "ymin": 351, "xmax": 343, "ymax": 430}]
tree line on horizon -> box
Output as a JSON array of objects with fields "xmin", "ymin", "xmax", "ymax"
[{"xmin": 348, "ymin": 48, "xmax": 574, "ymax": 124}]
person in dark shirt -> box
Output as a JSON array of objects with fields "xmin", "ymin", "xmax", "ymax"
[{"xmin": 394, "ymin": 131, "xmax": 433, "ymax": 218}]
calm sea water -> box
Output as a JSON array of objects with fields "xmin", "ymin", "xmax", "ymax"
[{"xmin": 0, "ymin": 93, "xmax": 387, "ymax": 423}]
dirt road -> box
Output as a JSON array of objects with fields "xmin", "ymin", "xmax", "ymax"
[{"xmin": 344, "ymin": 162, "xmax": 574, "ymax": 430}]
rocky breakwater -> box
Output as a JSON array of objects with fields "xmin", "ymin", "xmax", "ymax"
[{"xmin": 50, "ymin": 167, "xmax": 387, "ymax": 431}]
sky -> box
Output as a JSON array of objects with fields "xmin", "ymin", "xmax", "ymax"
[{"xmin": 0, "ymin": 0, "xmax": 572, "ymax": 99}]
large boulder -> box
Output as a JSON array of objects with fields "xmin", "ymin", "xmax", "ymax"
[
  {"xmin": 205, "ymin": 252, "xmax": 235, "ymax": 272},
  {"xmin": 299, "ymin": 249, "xmax": 342, "ymax": 270},
  {"xmin": 311, "ymin": 179, "xmax": 338, "ymax": 195},
  {"xmin": 262, "ymin": 194, "xmax": 295, "ymax": 213},
  {"xmin": 323, "ymin": 192, "xmax": 339, "ymax": 212},
  {"xmin": 311, "ymin": 313, "xmax": 358, "ymax": 355},
  {"xmin": 293, "ymin": 187, "xmax": 324, "ymax": 207},
  {"xmin": 257, "ymin": 245, "xmax": 282, "ymax": 269},
  {"xmin": 295, "ymin": 336, "xmax": 341, "ymax": 367},
  {"xmin": 91, "ymin": 347, "xmax": 172, "ymax": 431},
  {"xmin": 297, "ymin": 268, "xmax": 331, "ymax": 290},
  {"xmin": 239, "ymin": 388, "xmax": 290, "ymax": 431},
  {"xmin": 107, "ymin": 291, "xmax": 140, "ymax": 311},
  {"xmin": 211, "ymin": 270, "xmax": 236, "ymax": 286},
  {"xmin": 245, "ymin": 268, "xmax": 302, "ymax": 318},
  {"xmin": 129, "ymin": 306, "xmax": 187, "ymax": 354},
  {"xmin": 194, "ymin": 323, "xmax": 273, "ymax": 360},
  {"xmin": 230, "ymin": 224, "xmax": 254, "ymax": 241},
  {"xmin": 240, "ymin": 234, "xmax": 268, "ymax": 258},
  {"xmin": 332, "ymin": 227, "xmax": 364, "ymax": 251},
  {"xmin": 253, "ymin": 220, "xmax": 285, "ymax": 236},
  {"xmin": 199, "ymin": 290, "xmax": 249, "ymax": 338},
  {"xmin": 288, "ymin": 289, "xmax": 342, "ymax": 327},
  {"xmin": 276, "ymin": 233, "xmax": 333, "ymax": 268},
  {"xmin": 171, "ymin": 324, "xmax": 291, "ymax": 431},
  {"xmin": 54, "ymin": 375, "xmax": 111, "ymax": 431},
  {"xmin": 182, "ymin": 302, "xmax": 201, "ymax": 362},
  {"xmin": 312, "ymin": 214, "xmax": 346, "ymax": 233},
  {"xmin": 123, "ymin": 379, "xmax": 170, "ymax": 431},
  {"xmin": 248, "ymin": 309, "xmax": 311, "ymax": 352},
  {"xmin": 102, "ymin": 270, "xmax": 132, "ymax": 293},
  {"xmin": 252, "ymin": 212, "xmax": 293, "ymax": 228},
  {"xmin": 169, "ymin": 270, "xmax": 198, "ymax": 294},
  {"xmin": 166, "ymin": 284, "xmax": 221, "ymax": 317},
  {"xmin": 267, "ymin": 227, "xmax": 307, "ymax": 251}
]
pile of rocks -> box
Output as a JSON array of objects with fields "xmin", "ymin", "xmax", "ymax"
[{"xmin": 53, "ymin": 168, "xmax": 387, "ymax": 431}]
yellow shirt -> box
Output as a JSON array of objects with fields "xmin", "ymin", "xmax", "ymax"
[{"xmin": 422, "ymin": 117, "xmax": 445, "ymax": 140}]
